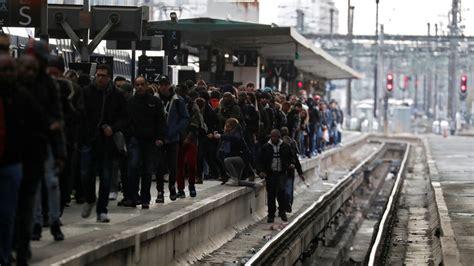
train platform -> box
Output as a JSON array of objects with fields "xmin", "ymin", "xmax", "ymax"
[
  {"xmin": 28, "ymin": 132, "xmax": 363, "ymax": 265},
  {"xmin": 426, "ymin": 134, "xmax": 474, "ymax": 266}
]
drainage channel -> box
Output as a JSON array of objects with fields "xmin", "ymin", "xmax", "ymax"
[{"xmin": 245, "ymin": 141, "xmax": 410, "ymax": 266}]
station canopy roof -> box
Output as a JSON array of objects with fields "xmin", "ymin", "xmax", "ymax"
[{"xmin": 146, "ymin": 18, "xmax": 363, "ymax": 80}]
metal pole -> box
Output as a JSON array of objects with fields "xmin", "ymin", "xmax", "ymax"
[
  {"xmin": 414, "ymin": 74, "xmax": 418, "ymax": 110},
  {"xmin": 131, "ymin": 41, "xmax": 136, "ymax": 82},
  {"xmin": 330, "ymin": 8, "xmax": 334, "ymax": 35},
  {"xmin": 81, "ymin": 0, "xmax": 90, "ymax": 62},
  {"xmin": 377, "ymin": 25, "xmax": 384, "ymax": 131},
  {"xmin": 434, "ymin": 59, "xmax": 438, "ymax": 119},
  {"xmin": 448, "ymin": 0, "xmax": 459, "ymax": 131},
  {"xmin": 373, "ymin": 0, "xmax": 380, "ymax": 121},
  {"xmin": 346, "ymin": 2, "xmax": 354, "ymax": 122},
  {"xmin": 423, "ymin": 74, "xmax": 427, "ymax": 114},
  {"xmin": 40, "ymin": 0, "xmax": 49, "ymax": 42}
]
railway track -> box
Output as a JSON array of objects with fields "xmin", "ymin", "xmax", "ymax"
[{"xmin": 246, "ymin": 139, "xmax": 415, "ymax": 266}]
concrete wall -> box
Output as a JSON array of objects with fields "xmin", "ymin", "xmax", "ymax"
[{"xmin": 51, "ymin": 135, "xmax": 369, "ymax": 266}]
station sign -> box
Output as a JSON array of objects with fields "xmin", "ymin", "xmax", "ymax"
[
  {"xmin": 267, "ymin": 59, "xmax": 296, "ymax": 81},
  {"xmin": 233, "ymin": 50, "xmax": 258, "ymax": 67},
  {"xmin": 147, "ymin": 29, "xmax": 181, "ymax": 64},
  {"xmin": 138, "ymin": 55, "xmax": 164, "ymax": 83},
  {"xmin": 0, "ymin": 0, "xmax": 44, "ymax": 27},
  {"xmin": 90, "ymin": 55, "xmax": 114, "ymax": 76}
]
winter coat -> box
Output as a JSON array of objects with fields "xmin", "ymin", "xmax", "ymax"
[
  {"xmin": 23, "ymin": 73, "xmax": 67, "ymax": 161},
  {"xmin": 182, "ymin": 96, "xmax": 206, "ymax": 143},
  {"xmin": 203, "ymin": 103, "xmax": 220, "ymax": 134},
  {"xmin": 286, "ymin": 109, "xmax": 301, "ymax": 138},
  {"xmin": 282, "ymin": 136, "xmax": 303, "ymax": 177},
  {"xmin": 308, "ymin": 106, "xmax": 321, "ymax": 129},
  {"xmin": 217, "ymin": 126, "xmax": 251, "ymax": 163},
  {"xmin": 218, "ymin": 100, "xmax": 241, "ymax": 130},
  {"xmin": 126, "ymin": 92, "xmax": 165, "ymax": 141},
  {"xmin": 0, "ymin": 86, "xmax": 49, "ymax": 165},
  {"xmin": 78, "ymin": 81, "xmax": 128, "ymax": 151},
  {"xmin": 259, "ymin": 140, "xmax": 293, "ymax": 175},
  {"xmin": 258, "ymin": 104, "xmax": 271, "ymax": 143},
  {"xmin": 158, "ymin": 92, "xmax": 190, "ymax": 144}
]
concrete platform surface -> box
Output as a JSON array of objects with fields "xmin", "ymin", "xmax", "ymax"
[{"xmin": 427, "ymin": 135, "xmax": 474, "ymax": 266}]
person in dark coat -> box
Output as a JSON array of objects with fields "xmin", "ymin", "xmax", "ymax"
[
  {"xmin": 196, "ymin": 90, "xmax": 220, "ymax": 182},
  {"xmin": 121, "ymin": 76, "xmax": 165, "ymax": 208},
  {"xmin": 258, "ymin": 129, "xmax": 294, "ymax": 223},
  {"xmin": 217, "ymin": 92, "xmax": 241, "ymax": 130},
  {"xmin": 78, "ymin": 64, "xmax": 128, "ymax": 223},
  {"xmin": 281, "ymin": 127, "xmax": 305, "ymax": 213},
  {"xmin": 0, "ymin": 54, "xmax": 49, "ymax": 266},
  {"xmin": 15, "ymin": 40, "xmax": 67, "ymax": 265}
]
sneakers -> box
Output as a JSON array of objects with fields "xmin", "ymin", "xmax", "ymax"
[
  {"xmin": 169, "ymin": 187, "xmax": 177, "ymax": 201},
  {"xmin": 155, "ymin": 192, "xmax": 165, "ymax": 203},
  {"xmin": 226, "ymin": 177, "xmax": 239, "ymax": 186},
  {"xmin": 31, "ymin": 223, "xmax": 42, "ymax": 241},
  {"xmin": 142, "ymin": 204, "xmax": 150, "ymax": 209},
  {"xmin": 108, "ymin": 192, "xmax": 118, "ymax": 201},
  {"xmin": 177, "ymin": 190, "xmax": 186, "ymax": 199},
  {"xmin": 81, "ymin": 202, "xmax": 95, "ymax": 218},
  {"xmin": 279, "ymin": 212, "xmax": 288, "ymax": 222},
  {"xmin": 267, "ymin": 216, "xmax": 275, "ymax": 223},
  {"xmin": 97, "ymin": 213, "xmax": 110, "ymax": 223},
  {"xmin": 50, "ymin": 222, "xmax": 64, "ymax": 241},
  {"xmin": 189, "ymin": 185, "xmax": 197, "ymax": 198}
]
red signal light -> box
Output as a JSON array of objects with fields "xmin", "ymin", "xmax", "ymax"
[
  {"xmin": 386, "ymin": 74, "xmax": 394, "ymax": 92},
  {"xmin": 461, "ymin": 75, "xmax": 468, "ymax": 93},
  {"xmin": 297, "ymin": 81, "xmax": 303, "ymax": 88}
]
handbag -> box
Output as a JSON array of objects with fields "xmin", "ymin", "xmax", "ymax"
[{"xmin": 113, "ymin": 131, "xmax": 127, "ymax": 155}]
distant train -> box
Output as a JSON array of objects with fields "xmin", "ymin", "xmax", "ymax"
[{"xmin": 7, "ymin": 33, "xmax": 132, "ymax": 80}]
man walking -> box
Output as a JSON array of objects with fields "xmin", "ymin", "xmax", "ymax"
[
  {"xmin": 259, "ymin": 129, "xmax": 294, "ymax": 223},
  {"xmin": 79, "ymin": 64, "xmax": 127, "ymax": 222},
  {"xmin": 122, "ymin": 76, "xmax": 165, "ymax": 208}
]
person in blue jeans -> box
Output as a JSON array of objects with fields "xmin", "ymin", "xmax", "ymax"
[
  {"xmin": 0, "ymin": 54, "xmax": 51, "ymax": 266},
  {"xmin": 281, "ymin": 127, "xmax": 305, "ymax": 213},
  {"xmin": 31, "ymin": 145, "xmax": 64, "ymax": 241}
]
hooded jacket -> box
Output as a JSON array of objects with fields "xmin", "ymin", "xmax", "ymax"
[
  {"xmin": 218, "ymin": 99, "xmax": 241, "ymax": 130},
  {"xmin": 158, "ymin": 92, "xmax": 190, "ymax": 144}
]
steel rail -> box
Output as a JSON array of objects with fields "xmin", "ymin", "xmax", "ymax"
[
  {"xmin": 246, "ymin": 142, "xmax": 387, "ymax": 266},
  {"xmin": 367, "ymin": 144, "xmax": 411, "ymax": 265}
]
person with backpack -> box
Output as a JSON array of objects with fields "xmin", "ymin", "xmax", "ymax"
[
  {"xmin": 258, "ymin": 129, "xmax": 294, "ymax": 223},
  {"xmin": 155, "ymin": 76, "xmax": 190, "ymax": 203},
  {"xmin": 174, "ymin": 84, "xmax": 205, "ymax": 198}
]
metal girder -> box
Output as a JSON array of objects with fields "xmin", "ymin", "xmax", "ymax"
[
  {"xmin": 304, "ymin": 33, "xmax": 474, "ymax": 42},
  {"xmin": 305, "ymin": 33, "xmax": 474, "ymax": 43}
]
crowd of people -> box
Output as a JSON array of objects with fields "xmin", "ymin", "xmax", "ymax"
[{"xmin": 0, "ymin": 36, "xmax": 344, "ymax": 266}]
